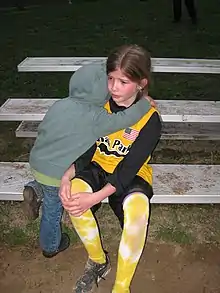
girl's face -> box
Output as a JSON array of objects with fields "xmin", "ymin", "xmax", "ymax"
[{"xmin": 107, "ymin": 68, "xmax": 140, "ymax": 107}]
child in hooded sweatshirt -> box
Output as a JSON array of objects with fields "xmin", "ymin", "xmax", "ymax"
[{"xmin": 23, "ymin": 61, "xmax": 154, "ymax": 258}]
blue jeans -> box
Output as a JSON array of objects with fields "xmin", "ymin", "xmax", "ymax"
[{"xmin": 29, "ymin": 180, "xmax": 63, "ymax": 253}]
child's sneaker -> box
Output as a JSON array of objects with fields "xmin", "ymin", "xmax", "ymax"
[
  {"xmin": 22, "ymin": 183, "xmax": 42, "ymax": 220},
  {"xmin": 74, "ymin": 254, "xmax": 111, "ymax": 293},
  {"xmin": 42, "ymin": 233, "xmax": 70, "ymax": 258}
]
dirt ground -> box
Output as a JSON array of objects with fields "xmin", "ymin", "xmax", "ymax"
[{"xmin": 0, "ymin": 242, "xmax": 220, "ymax": 293}]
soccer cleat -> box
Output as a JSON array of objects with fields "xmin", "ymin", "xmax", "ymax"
[{"xmin": 74, "ymin": 254, "xmax": 111, "ymax": 293}]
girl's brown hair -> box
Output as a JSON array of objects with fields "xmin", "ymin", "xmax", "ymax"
[{"xmin": 106, "ymin": 44, "xmax": 151, "ymax": 96}]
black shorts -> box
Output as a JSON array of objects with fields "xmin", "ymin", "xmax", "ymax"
[{"xmin": 76, "ymin": 162, "xmax": 153, "ymax": 227}]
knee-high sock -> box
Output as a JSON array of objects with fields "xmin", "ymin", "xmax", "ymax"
[
  {"xmin": 69, "ymin": 178, "xmax": 106, "ymax": 264},
  {"xmin": 112, "ymin": 193, "xmax": 150, "ymax": 293}
]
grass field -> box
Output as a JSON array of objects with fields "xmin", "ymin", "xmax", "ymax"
[
  {"xmin": 1, "ymin": 0, "xmax": 220, "ymax": 101},
  {"xmin": 0, "ymin": 0, "xmax": 220, "ymax": 246}
]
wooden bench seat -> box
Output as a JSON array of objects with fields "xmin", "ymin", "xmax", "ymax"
[
  {"xmin": 15, "ymin": 120, "xmax": 220, "ymax": 141},
  {"xmin": 1, "ymin": 98, "xmax": 220, "ymax": 123},
  {"xmin": 1, "ymin": 162, "xmax": 219, "ymax": 203},
  {"xmin": 0, "ymin": 98, "xmax": 58, "ymax": 121},
  {"xmin": 17, "ymin": 57, "xmax": 220, "ymax": 74}
]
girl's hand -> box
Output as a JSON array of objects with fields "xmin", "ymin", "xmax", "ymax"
[{"xmin": 63, "ymin": 192, "xmax": 96, "ymax": 217}]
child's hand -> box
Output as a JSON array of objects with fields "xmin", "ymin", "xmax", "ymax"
[
  {"xmin": 59, "ymin": 163, "xmax": 76, "ymax": 201},
  {"xmin": 59, "ymin": 177, "xmax": 72, "ymax": 202},
  {"xmin": 145, "ymin": 95, "xmax": 157, "ymax": 108}
]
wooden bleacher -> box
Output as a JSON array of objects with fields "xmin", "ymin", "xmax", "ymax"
[{"xmin": 0, "ymin": 56, "xmax": 220, "ymax": 203}]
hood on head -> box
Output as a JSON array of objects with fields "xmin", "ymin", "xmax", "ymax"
[{"xmin": 69, "ymin": 61, "xmax": 111, "ymax": 106}]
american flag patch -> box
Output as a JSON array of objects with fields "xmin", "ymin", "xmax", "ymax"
[{"xmin": 123, "ymin": 128, "xmax": 139, "ymax": 141}]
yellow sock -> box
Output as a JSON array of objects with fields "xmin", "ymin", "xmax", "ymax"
[
  {"xmin": 69, "ymin": 178, "xmax": 106, "ymax": 264},
  {"xmin": 112, "ymin": 193, "xmax": 150, "ymax": 293}
]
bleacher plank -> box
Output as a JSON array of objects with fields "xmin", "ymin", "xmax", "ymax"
[
  {"xmin": 1, "ymin": 162, "xmax": 220, "ymax": 203},
  {"xmin": 0, "ymin": 162, "xmax": 33, "ymax": 201},
  {"xmin": 17, "ymin": 57, "xmax": 220, "ymax": 74},
  {"xmin": 16, "ymin": 121, "xmax": 40, "ymax": 137},
  {"xmin": 15, "ymin": 120, "xmax": 220, "ymax": 140},
  {"xmin": 1, "ymin": 98, "xmax": 220, "ymax": 123},
  {"xmin": 162, "ymin": 122, "xmax": 220, "ymax": 140},
  {"xmin": 0, "ymin": 98, "xmax": 58, "ymax": 121},
  {"xmin": 153, "ymin": 164, "xmax": 220, "ymax": 204}
]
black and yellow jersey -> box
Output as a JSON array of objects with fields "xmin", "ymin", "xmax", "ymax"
[{"xmin": 92, "ymin": 98, "xmax": 162, "ymax": 193}]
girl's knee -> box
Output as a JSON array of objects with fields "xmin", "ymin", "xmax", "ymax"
[
  {"xmin": 123, "ymin": 193, "xmax": 149, "ymax": 213},
  {"xmin": 71, "ymin": 178, "xmax": 92, "ymax": 193},
  {"xmin": 123, "ymin": 193, "xmax": 150, "ymax": 226}
]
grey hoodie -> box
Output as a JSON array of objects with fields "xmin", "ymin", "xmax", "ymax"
[{"xmin": 29, "ymin": 61, "xmax": 151, "ymax": 182}]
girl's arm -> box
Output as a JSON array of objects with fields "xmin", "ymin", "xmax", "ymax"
[{"xmin": 90, "ymin": 183, "xmax": 116, "ymax": 204}]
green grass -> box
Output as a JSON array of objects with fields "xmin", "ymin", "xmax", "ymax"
[
  {"xmin": 155, "ymin": 226, "xmax": 194, "ymax": 244},
  {"xmin": 0, "ymin": 0, "xmax": 220, "ymax": 103},
  {"xmin": 62, "ymin": 224, "xmax": 80, "ymax": 244},
  {"xmin": 149, "ymin": 204, "xmax": 220, "ymax": 246},
  {"xmin": 0, "ymin": 225, "xmax": 29, "ymax": 246},
  {"xmin": 0, "ymin": 202, "xmax": 80, "ymax": 246},
  {"xmin": 0, "ymin": 220, "xmax": 79, "ymax": 246},
  {"xmin": 1, "ymin": 202, "xmax": 220, "ymax": 247}
]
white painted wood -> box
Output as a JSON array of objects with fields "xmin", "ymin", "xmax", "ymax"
[
  {"xmin": 1, "ymin": 162, "xmax": 220, "ymax": 203},
  {"xmin": 17, "ymin": 57, "xmax": 220, "ymax": 74},
  {"xmin": 162, "ymin": 122, "xmax": 220, "ymax": 140},
  {"xmin": 0, "ymin": 162, "xmax": 33, "ymax": 201},
  {"xmin": 15, "ymin": 120, "xmax": 220, "ymax": 140},
  {"xmin": 16, "ymin": 121, "xmax": 40, "ymax": 137},
  {"xmin": 152, "ymin": 164, "xmax": 220, "ymax": 203},
  {"xmin": 0, "ymin": 98, "xmax": 58, "ymax": 121},
  {"xmin": 1, "ymin": 98, "xmax": 220, "ymax": 123}
]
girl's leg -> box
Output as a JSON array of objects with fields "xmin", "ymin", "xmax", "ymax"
[
  {"xmin": 69, "ymin": 178, "xmax": 110, "ymax": 293},
  {"xmin": 69, "ymin": 178, "xmax": 106, "ymax": 263},
  {"xmin": 112, "ymin": 192, "xmax": 150, "ymax": 293}
]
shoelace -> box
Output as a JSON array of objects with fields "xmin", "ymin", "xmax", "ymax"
[
  {"xmin": 92, "ymin": 267, "xmax": 107, "ymax": 287},
  {"xmin": 77, "ymin": 265, "xmax": 106, "ymax": 289}
]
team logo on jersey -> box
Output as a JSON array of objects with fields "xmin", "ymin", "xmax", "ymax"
[
  {"xmin": 123, "ymin": 128, "xmax": 139, "ymax": 141},
  {"xmin": 97, "ymin": 137, "xmax": 131, "ymax": 157}
]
